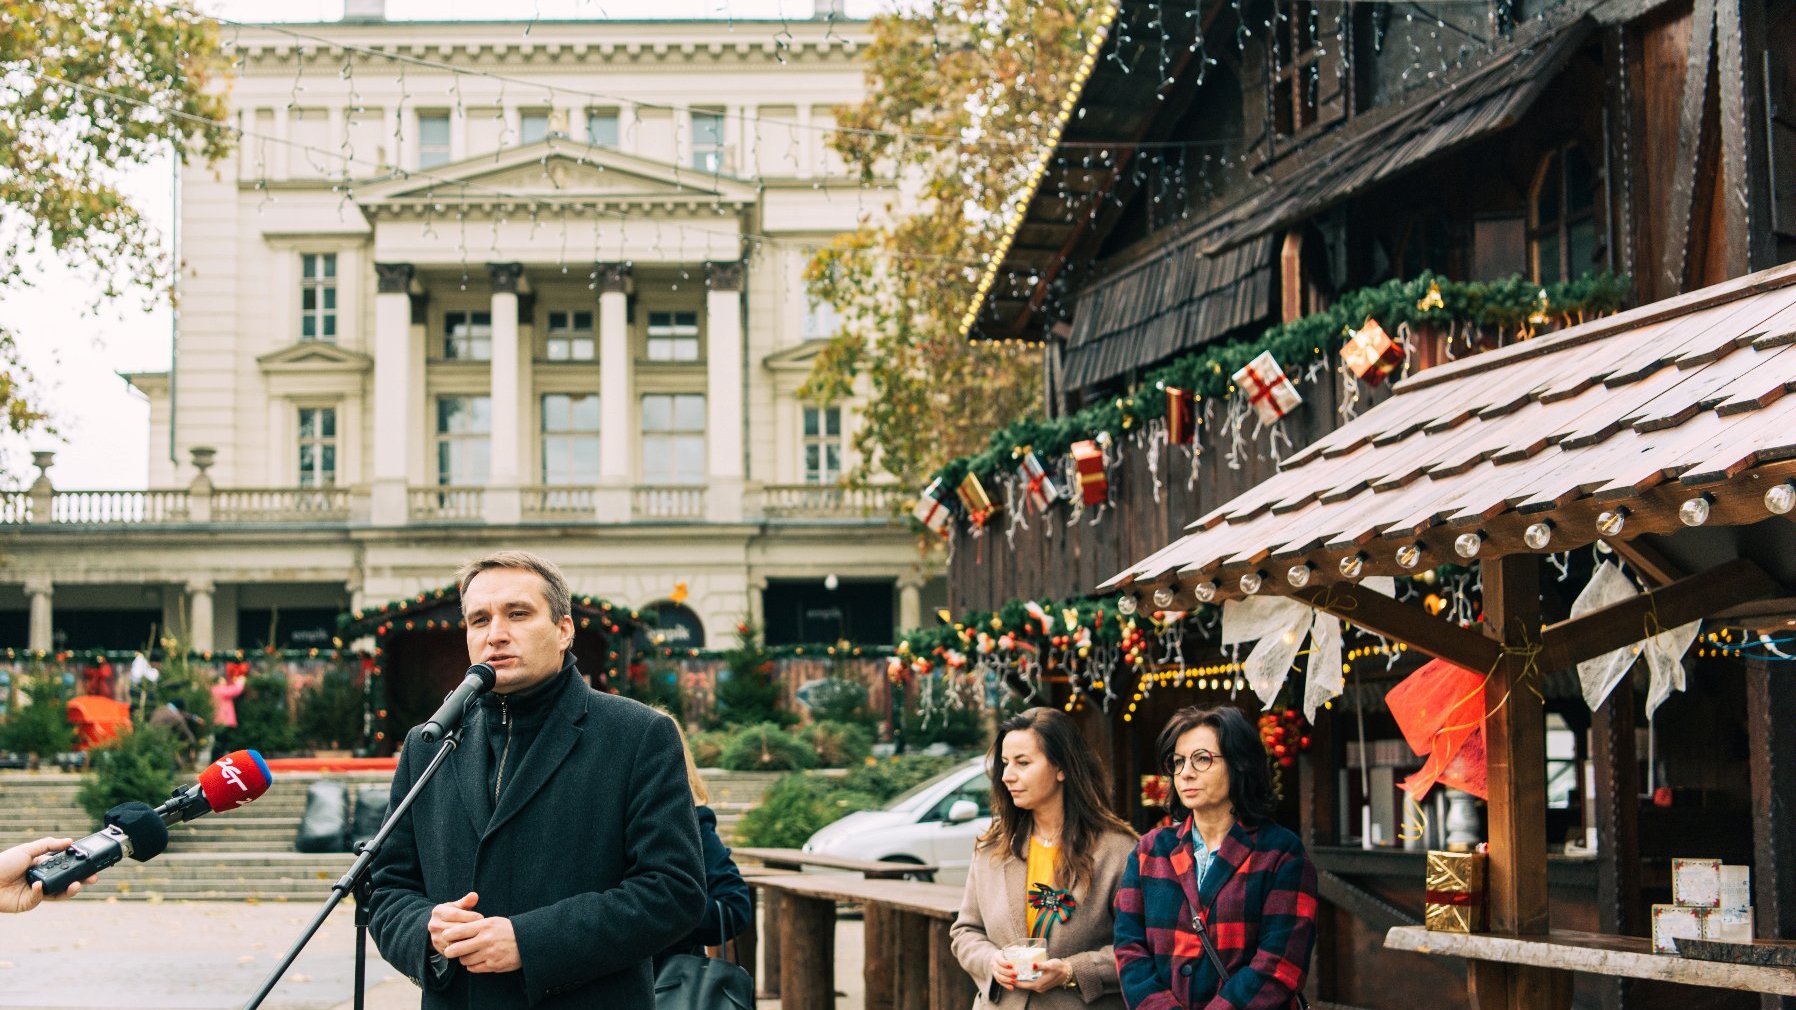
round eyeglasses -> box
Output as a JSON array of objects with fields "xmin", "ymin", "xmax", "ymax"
[{"xmin": 1164, "ymin": 749, "xmax": 1220, "ymax": 776}]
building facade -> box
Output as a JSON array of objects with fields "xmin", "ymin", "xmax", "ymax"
[{"xmin": 0, "ymin": 6, "xmax": 942, "ymax": 654}]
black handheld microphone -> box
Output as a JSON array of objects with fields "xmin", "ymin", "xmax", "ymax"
[
  {"xmin": 27, "ymin": 802, "xmax": 169, "ymax": 897},
  {"xmin": 420, "ymin": 663, "xmax": 497, "ymax": 742}
]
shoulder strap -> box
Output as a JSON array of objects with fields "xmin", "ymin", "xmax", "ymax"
[{"xmin": 715, "ymin": 899, "xmax": 737, "ymax": 965}]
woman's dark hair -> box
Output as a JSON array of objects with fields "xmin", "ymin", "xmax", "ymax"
[
  {"xmin": 1156, "ymin": 705, "xmax": 1277, "ymax": 826},
  {"xmin": 979, "ymin": 707, "xmax": 1134, "ymax": 889}
]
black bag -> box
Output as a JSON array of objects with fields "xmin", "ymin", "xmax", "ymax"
[
  {"xmin": 1191, "ymin": 906, "xmax": 1311, "ymax": 1010},
  {"xmin": 350, "ymin": 784, "xmax": 389, "ymax": 850},
  {"xmin": 654, "ymin": 900, "xmax": 754, "ymax": 1010},
  {"xmin": 295, "ymin": 780, "xmax": 350, "ymax": 853}
]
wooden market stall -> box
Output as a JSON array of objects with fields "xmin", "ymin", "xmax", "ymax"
[{"xmin": 1100, "ymin": 263, "xmax": 1796, "ymax": 1009}]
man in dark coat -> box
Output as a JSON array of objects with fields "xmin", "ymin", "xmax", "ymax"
[{"xmin": 368, "ymin": 550, "xmax": 706, "ymax": 1009}]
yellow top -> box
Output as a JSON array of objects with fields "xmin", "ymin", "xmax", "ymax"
[{"xmin": 1025, "ymin": 836, "xmax": 1059, "ymax": 936}]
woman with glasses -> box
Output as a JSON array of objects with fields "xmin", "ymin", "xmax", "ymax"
[
  {"xmin": 1113, "ymin": 706, "xmax": 1318, "ymax": 1010},
  {"xmin": 950, "ymin": 707, "xmax": 1138, "ymax": 1009}
]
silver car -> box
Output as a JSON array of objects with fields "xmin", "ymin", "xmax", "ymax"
[{"xmin": 801, "ymin": 758, "xmax": 993, "ymax": 884}]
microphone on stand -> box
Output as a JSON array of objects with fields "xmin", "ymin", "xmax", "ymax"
[
  {"xmin": 419, "ymin": 663, "xmax": 497, "ymax": 742},
  {"xmin": 27, "ymin": 749, "xmax": 273, "ymax": 896}
]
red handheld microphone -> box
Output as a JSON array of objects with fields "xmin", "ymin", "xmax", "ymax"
[{"xmin": 155, "ymin": 749, "xmax": 275, "ymax": 825}]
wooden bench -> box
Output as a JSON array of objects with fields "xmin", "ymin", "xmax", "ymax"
[
  {"xmin": 1385, "ymin": 925, "xmax": 1796, "ymax": 996},
  {"xmin": 752, "ymin": 872, "xmax": 971, "ymax": 1010},
  {"xmin": 735, "ymin": 849, "xmax": 940, "ymax": 999}
]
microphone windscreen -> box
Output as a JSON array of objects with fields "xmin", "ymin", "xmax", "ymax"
[
  {"xmin": 198, "ymin": 749, "xmax": 274, "ymax": 812},
  {"xmin": 469, "ymin": 663, "xmax": 496, "ymax": 690},
  {"xmin": 105, "ymin": 801, "xmax": 170, "ymax": 861}
]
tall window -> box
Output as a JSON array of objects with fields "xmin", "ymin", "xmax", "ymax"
[
  {"xmin": 691, "ymin": 110, "xmax": 726, "ymax": 172},
  {"xmin": 803, "ymin": 406, "xmax": 842, "ymax": 484},
  {"xmin": 1274, "ymin": 0, "xmax": 1323, "ymax": 136},
  {"xmin": 418, "ymin": 112, "xmax": 452, "ymax": 167},
  {"xmin": 520, "ymin": 110, "xmax": 551, "ymax": 144},
  {"xmin": 541, "ymin": 394, "xmax": 601, "ymax": 485},
  {"xmin": 802, "ymin": 298, "xmax": 842, "ymax": 340},
  {"xmin": 300, "ymin": 253, "xmax": 337, "ymax": 342},
  {"xmin": 297, "ymin": 407, "xmax": 337, "ymax": 487},
  {"xmin": 443, "ymin": 311, "xmax": 493, "ymax": 360},
  {"xmin": 587, "ymin": 109, "xmax": 620, "ymax": 148},
  {"xmin": 1530, "ymin": 143, "xmax": 1601, "ymax": 284},
  {"xmin": 646, "ymin": 311, "xmax": 701, "ymax": 361},
  {"xmin": 545, "ymin": 310, "xmax": 595, "ymax": 361},
  {"xmin": 436, "ymin": 396, "xmax": 491, "ymax": 486},
  {"xmin": 641, "ymin": 394, "xmax": 705, "ymax": 485}
]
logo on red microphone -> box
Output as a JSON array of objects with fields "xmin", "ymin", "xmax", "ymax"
[{"xmin": 217, "ymin": 755, "xmax": 248, "ymax": 793}]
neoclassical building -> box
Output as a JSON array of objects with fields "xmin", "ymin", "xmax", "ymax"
[{"xmin": 0, "ymin": 3, "xmax": 940, "ymax": 655}]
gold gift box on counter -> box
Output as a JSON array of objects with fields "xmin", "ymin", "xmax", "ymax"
[{"xmin": 1425, "ymin": 850, "xmax": 1488, "ymax": 933}]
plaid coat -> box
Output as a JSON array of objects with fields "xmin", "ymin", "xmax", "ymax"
[{"xmin": 1112, "ymin": 818, "xmax": 1318, "ymax": 1010}]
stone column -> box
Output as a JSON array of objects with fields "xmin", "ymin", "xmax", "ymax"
[
  {"xmin": 486, "ymin": 262, "xmax": 526, "ymax": 524},
  {"xmin": 595, "ymin": 262, "xmax": 634, "ymax": 522},
  {"xmin": 705, "ymin": 261, "xmax": 746, "ymax": 522},
  {"xmin": 897, "ymin": 573, "xmax": 925, "ymax": 634},
  {"xmin": 747, "ymin": 576, "xmax": 768, "ymax": 634},
  {"xmin": 25, "ymin": 576, "xmax": 52, "ymax": 653},
  {"xmin": 371, "ymin": 263, "xmax": 416, "ymax": 526},
  {"xmin": 186, "ymin": 578, "xmax": 215, "ymax": 654}
]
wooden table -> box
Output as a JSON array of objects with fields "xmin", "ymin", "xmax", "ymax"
[
  {"xmin": 735, "ymin": 848, "xmax": 941, "ymax": 999},
  {"xmin": 1385, "ymin": 925, "xmax": 1796, "ymax": 996},
  {"xmin": 751, "ymin": 872, "xmax": 970, "ymax": 1010}
]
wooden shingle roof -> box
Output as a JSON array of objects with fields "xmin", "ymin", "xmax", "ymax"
[{"xmin": 1102, "ymin": 264, "xmax": 1796, "ymax": 607}]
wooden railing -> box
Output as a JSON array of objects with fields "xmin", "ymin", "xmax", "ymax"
[
  {"xmin": 212, "ymin": 487, "xmax": 351, "ymax": 522},
  {"xmin": 49, "ymin": 490, "xmax": 191, "ymax": 524},
  {"xmin": 762, "ymin": 483, "xmax": 906, "ymax": 520},
  {"xmin": 522, "ymin": 485, "xmax": 595, "ymax": 520},
  {"xmin": 633, "ymin": 485, "xmax": 706, "ymax": 520},
  {"xmin": 408, "ymin": 486, "xmax": 484, "ymax": 522}
]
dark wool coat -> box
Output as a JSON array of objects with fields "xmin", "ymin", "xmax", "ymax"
[
  {"xmin": 368, "ymin": 667, "xmax": 706, "ymax": 1009},
  {"xmin": 1112, "ymin": 818, "xmax": 1318, "ymax": 1010}
]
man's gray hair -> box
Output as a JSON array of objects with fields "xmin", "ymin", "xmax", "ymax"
[{"xmin": 455, "ymin": 550, "xmax": 573, "ymax": 622}]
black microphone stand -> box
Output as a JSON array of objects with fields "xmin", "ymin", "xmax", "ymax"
[{"xmin": 242, "ymin": 725, "xmax": 464, "ymax": 1010}]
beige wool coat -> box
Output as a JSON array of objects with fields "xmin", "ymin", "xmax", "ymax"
[{"xmin": 949, "ymin": 828, "xmax": 1137, "ymax": 1010}]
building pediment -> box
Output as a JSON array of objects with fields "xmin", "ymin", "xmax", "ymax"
[
  {"xmin": 356, "ymin": 139, "xmax": 760, "ymax": 216},
  {"xmin": 257, "ymin": 342, "xmax": 374, "ymax": 374},
  {"xmin": 762, "ymin": 338, "xmax": 834, "ymax": 373}
]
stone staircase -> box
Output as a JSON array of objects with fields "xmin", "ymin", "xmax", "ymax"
[{"xmin": 0, "ymin": 768, "xmax": 781, "ymax": 900}]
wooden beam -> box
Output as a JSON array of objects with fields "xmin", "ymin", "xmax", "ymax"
[
  {"xmin": 1601, "ymin": 536, "xmax": 1685, "ymax": 586},
  {"xmin": 1746, "ymin": 659, "xmax": 1796, "ymax": 1010},
  {"xmin": 1478, "ymin": 554, "xmax": 1568, "ymax": 1010},
  {"xmin": 1590, "ymin": 687, "xmax": 1642, "ymax": 1010},
  {"xmin": 1660, "ymin": 0, "xmax": 1718, "ymax": 292},
  {"xmin": 1715, "ymin": 0, "xmax": 1776, "ymax": 275},
  {"xmin": 1316, "ymin": 868, "xmax": 1420, "ymax": 933},
  {"xmin": 1296, "ymin": 582, "xmax": 1502, "ymax": 674},
  {"xmin": 1538, "ymin": 557, "xmax": 1780, "ymax": 671}
]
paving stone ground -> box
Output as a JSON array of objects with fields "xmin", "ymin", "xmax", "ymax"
[{"xmin": 0, "ymin": 899, "xmax": 864, "ymax": 1010}]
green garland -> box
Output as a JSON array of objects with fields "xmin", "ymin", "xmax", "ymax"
[{"xmin": 931, "ymin": 270, "xmax": 1630, "ymax": 491}]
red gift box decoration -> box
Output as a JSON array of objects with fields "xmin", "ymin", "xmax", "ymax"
[
  {"xmin": 1070, "ymin": 439, "xmax": 1108, "ymax": 505},
  {"xmin": 1342, "ymin": 317, "xmax": 1404, "ymax": 386},
  {"xmin": 912, "ymin": 478, "xmax": 952, "ymax": 538},
  {"xmin": 1166, "ymin": 386, "xmax": 1196, "ymax": 445},
  {"xmin": 1231, "ymin": 350, "xmax": 1303, "ymax": 425},
  {"xmin": 1014, "ymin": 450, "xmax": 1059, "ymax": 514}
]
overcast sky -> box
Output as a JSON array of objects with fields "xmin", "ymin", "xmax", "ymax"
[{"xmin": 6, "ymin": 0, "xmax": 879, "ymax": 490}]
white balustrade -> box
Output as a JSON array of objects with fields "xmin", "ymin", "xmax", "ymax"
[
  {"xmin": 632, "ymin": 486, "xmax": 707, "ymax": 520},
  {"xmin": 409, "ymin": 486, "xmax": 485, "ymax": 522}
]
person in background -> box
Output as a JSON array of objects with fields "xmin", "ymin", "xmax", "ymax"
[
  {"xmin": 209, "ymin": 666, "xmax": 245, "ymax": 760},
  {"xmin": 652, "ymin": 711, "xmax": 753, "ymax": 972},
  {"xmin": 1113, "ymin": 706, "xmax": 1318, "ymax": 1010},
  {"xmin": 951, "ymin": 707, "xmax": 1137, "ymax": 1009},
  {"xmin": 148, "ymin": 698, "xmax": 202, "ymax": 768},
  {"xmin": 0, "ymin": 837, "xmax": 93, "ymax": 913}
]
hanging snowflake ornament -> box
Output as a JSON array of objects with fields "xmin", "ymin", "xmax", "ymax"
[
  {"xmin": 1341, "ymin": 317, "xmax": 1404, "ymax": 386},
  {"xmin": 912, "ymin": 478, "xmax": 953, "ymax": 538},
  {"xmin": 1231, "ymin": 350, "xmax": 1304, "ymax": 425}
]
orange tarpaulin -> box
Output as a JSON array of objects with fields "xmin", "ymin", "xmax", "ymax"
[
  {"xmin": 65, "ymin": 695, "xmax": 132, "ymax": 750},
  {"xmin": 1384, "ymin": 658, "xmax": 1489, "ymax": 800}
]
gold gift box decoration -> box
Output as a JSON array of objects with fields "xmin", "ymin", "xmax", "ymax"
[{"xmin": 1425, "ymin": 849, "xmax": 1487, "ymax": 933}]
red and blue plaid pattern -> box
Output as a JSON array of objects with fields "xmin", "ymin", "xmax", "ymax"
[{"xmin": 1113, "ymin": 817, "xmax": 1318, "ymax": 1010}]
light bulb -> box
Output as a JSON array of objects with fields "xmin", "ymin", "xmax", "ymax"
[
  {"xmin": 1453, "ymin": 532, "xmax": 1485, "ymax": 559},
  {"xmin": 1117, "ymin": 594, "xmax": 1138, "ymax": 616},
  {"xmin": 1596, "ymin": 508, "xmax": 1629, "ymax": 536},
  {"xmin": 1678, "ymin": 494, "xmax": 1712, "ymax": 527},
  {"xmin": 1396, "ymin": 543, "xmax": 1425, "ymax": 569},
  {"xmin": 1239, "ymin": 571, "xmax": 1264, "ymax": 595},
  {"xmin": 1338, "ymin": 553, "xmax": 1366, "ymax": 579},
  {"xmin": 1152, "ymin": 587, "xmax": 1175, "ymax": 608},
  {"xmin": 1523, "ymin": 520, "xmax": 1554, "ymax": 550},
  {"xmin": 1193, "ymin": 581, "xmax": 1218, "ymax": 603},
  {"xmin": 1287, "ymin": 563, "xmax": 1313, "ymax": 588},
  {"xmin": 1768, "ymin": 482, "xmax": 1796, "ymax": 515}
]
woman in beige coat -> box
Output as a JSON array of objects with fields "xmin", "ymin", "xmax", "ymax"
[{"xmin": 950, "ymin": 707, "xmax": 1138, "ymax": 1009}]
